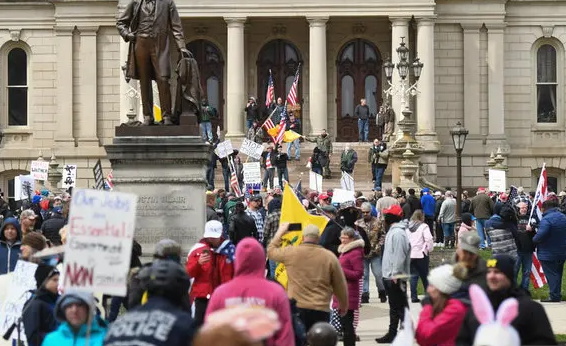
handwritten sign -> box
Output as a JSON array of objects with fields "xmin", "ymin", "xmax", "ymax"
[
  {"xmin": 0, "ymin": 261, "xmax": 37, "ymax": 343},
  {"xmin": 215, "ymin": 140, "xmax": 234, "ymax": 159},
  {"xmin": 243, "ymin": 162, "xmax": 262, "ymax": 185},
  {"xmin": 63, "ymin": 164, "xmax": 77, "ymax": 189},
  {"xmin": 309, "ymin": 171, "xmax": 323, "ymax": 193},
  {"xmin": 488, "ymin": 169, "xmax": 506, "ymax": 193},
  {"xmin": 64, "ymin": 189, "xmax": 137, "ymax": 296},
  {"xmin": 239, "ymin": 139, "xmax": 264, "ymax": 160},
  {"xmin": 14, "ymin": 175, "xmax": 34, "ymax": 201},
  {"xmin": 30, "ymin": 160, "xmax": 49, "ymax": 181}
]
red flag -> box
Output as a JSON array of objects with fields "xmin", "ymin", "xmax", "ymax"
[{"xmin": 530, "ymin": 253, "xmax": 547, "ymax": 289}]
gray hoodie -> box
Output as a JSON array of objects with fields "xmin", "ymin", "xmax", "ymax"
[{"xmin": 382, "ymin": 220, "xmax": 411, "ymax": 280}]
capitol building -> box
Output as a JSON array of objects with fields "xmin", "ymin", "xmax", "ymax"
[{"xmin": 0, "ymin": 0, "xmax": 565, "ymax": 203}]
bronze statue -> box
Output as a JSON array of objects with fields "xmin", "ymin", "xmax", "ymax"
[
  {"xmin": 174, "ymin": 53, "xmax": 203, "ymax": 124},
  {"xmin": 116, "ymin": 0, "xmax": 191, "ymax": 126}
]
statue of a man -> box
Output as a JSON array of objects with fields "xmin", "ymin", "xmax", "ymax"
[{"xmin": 116, "ymin": 0, "xmax": 191, "ymax": 126}]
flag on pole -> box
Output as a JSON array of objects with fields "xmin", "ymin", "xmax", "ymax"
[
  {"xmin": 265, "ymin": 70, "xmax": 275, "ymax": 107},
  {"xmin": 229, "ymin": 157, "xmax": 242, "ymax": 197},
  {"xmin": 274, "ymin": 106, "xmax": 287, "ymax": 144},
  {"xmin": 105, "ymin": 170, "xmax": 114, "ymax": 190},
  {"xmin": 529, "ymin": 163, "xmax": 547, "ymax": 289},
  {"xmin": 286, "ymin": 67, "xmax": 300, "ymax": 106}
]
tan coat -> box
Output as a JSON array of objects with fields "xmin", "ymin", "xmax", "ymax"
[{"xmin": 267, "ymin": 239, "xmax": 348, "ymax": 312}]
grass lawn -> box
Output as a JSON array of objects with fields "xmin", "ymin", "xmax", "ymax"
[
  {"xmin": 556, "ymin": 334, "xmax": 566, "ymax": 344},
  {"xmin": 416, "ymin": 249, "xmax": 566, "ymax": 301}
]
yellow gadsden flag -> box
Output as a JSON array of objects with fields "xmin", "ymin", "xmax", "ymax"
[
  {"xmin": 274, "ymin": 183, "xmax": 329, "ymax": 289},
  {"xmin": 267, "ymin": 126, "xmax": 301, "ymax": 143}
]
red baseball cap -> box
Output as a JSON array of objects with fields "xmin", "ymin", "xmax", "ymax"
[
  {"xmin": 500, "ymin": 193, "xmax": 508, "ymax": 201},
  {"xmin": 383, "ymin": 204, "xmax": 403, "ymax": 217},
  {"xmin": 319, "ymin": 193, "xmax": 330, "ymax": 201}
]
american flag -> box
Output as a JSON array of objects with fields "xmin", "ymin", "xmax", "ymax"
[
  {"xmin": 262, "ymin": 118, "xmax": 275, "ymax": 132},
  {"xmin": 286, "ymin": 66, "xmax": 300, "ymax": 106},
  {"xmin": 105, "ymin": 170, "xmax": 114, "ymax": 190},
  {"xmin": 507, "ymin": 186, "xmax": 518, "ymax": 205},
  {"xmin": 265, "ymin": 70, "xmax": 274, "ymax": 107},
  {"xmin": 229, "ymin": 157, "xmax": 242, "ymax": 197},
  {"xmin": 529, "ymin": 163, "xmax": 547, "ymax": 289}
]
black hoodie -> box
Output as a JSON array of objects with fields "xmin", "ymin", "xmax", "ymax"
[{"xmin": 22, "ymin": 289, "xmax": 60, "ymax": 346}]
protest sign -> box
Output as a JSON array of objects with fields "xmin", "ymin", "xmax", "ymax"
[
  {"xmin": 331, "ymin": 188, "xmax": 356, "ymax": 204},
  {"xmin": 243, "ymin": 162, "xmax": 262, "ymax": 185},
  {"xmin": 245, "ymin": 183, "xmax": 262, "ymax": 192},
  {"xmin": 309, "ymin": 171, "xmax": 323, "ymax": 193},
  {"xmin": 239, "ymin": 139, "xmax": 264, "ymax": 160},
  {"xmin": 63, "ymin": 164, "xmax": 78, "ymax": 188},
  {"xmin": 30, "ymin": 160, "xmax": 49, "ymax": 181},
  {"xmin": 340, "ymin": 172, "xmax": 355, "ymax": 191},
  {"xmin": 14, "ymin": 175, "xmax": 34, "ymax": 201},
  {"xmin": 215, "ymin": 140, "xmax": 234, "ymax": 159},
  {"xmin": 64, "ymin": 189, "xmax": 137, "ymax": 296},
  {"xmin": 488, "ymin": 169, "xmax": 506, "ymax": 192},
  {"xmin": 0, "ymin": 261, "xmax": 38, "ymax": 343}
]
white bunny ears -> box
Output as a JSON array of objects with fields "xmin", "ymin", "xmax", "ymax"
[
  {"xmin": 469, "ymin": 284, "xmax": 521, "ymax": 346},
  {"xmin": 391, "ymin": 308, "xmax": 414, "ymax": 346}
]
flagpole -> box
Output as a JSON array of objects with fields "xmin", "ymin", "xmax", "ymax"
[{"xmin": 528, "ymin": 162, "xmax": 546, "ymax": 226}]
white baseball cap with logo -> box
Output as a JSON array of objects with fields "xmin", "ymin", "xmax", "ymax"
[{"xmin": 203, "ymin": 220, "xmax": 223, "ymax": 238}]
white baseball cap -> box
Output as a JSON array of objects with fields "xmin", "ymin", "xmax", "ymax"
[{"xmin": 203, "ymin": 220, "xmax": 223, "ymax": 239}]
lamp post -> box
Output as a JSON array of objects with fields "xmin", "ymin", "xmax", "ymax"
[
  {"xmin": 383, "ymin": 37, "xmax": 424, "ymax": 119},
  {"xmin": 450, "ymin": 121, "xmax": 469, "ymax": 221}
]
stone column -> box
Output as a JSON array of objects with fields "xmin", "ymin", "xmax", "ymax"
[
  {"xmin": 416, "ymin": 18, "xmax": 436, "ymax": 137},
  {"xmin": 389, "ymin": 17, "xmax": 410, "ymax": 131},
  {"xmin": 55, "ymin": 26, "xmax": 75, "ymax": 146},
  {"xmin": 487, "ymin": 24, "xmax": 506, "ymax": 143},
  {"xmin": 77, "ymin": 26, "xmax": 99, "ymax": 146},
  {"xmin": 225, "ymin": 17, "xmax": 246, "ymax": 138},
  {"xmin": 462, "ymin": 24, "xmax": 482, "ymax": 135},
  {"xmin": 307, "ymin": 17, "xmax": 328, "ymax": 135}
]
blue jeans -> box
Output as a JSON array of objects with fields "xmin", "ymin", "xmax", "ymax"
[
  {"xmin": 200, "ymin": 121, "xmax": 212, "ymax": 141},
  {"xmin": 269, "ymin": 260, "xmax": 277, "ymax": 279},
  {"xmin": 312, "ymin": 167, "xmax": 323, "ymax": 175},
  {"xmin": 539, "ymin": 259, "xmax": 565, "ymax": 301},
  {"xmin": 358, "ymin": 118, "xmax": 369, "ymax": 142},
  {"xmin": 222, "ymin": 167, "xmax": 230, "ymax": 191},
  {"xmin": 373, "ymin": 165, "xmax": 385, "ymax": 190},
  {"xmin": 476, "ymin": 218, "xmax": 491, "ymax": 249},
  {"xmin": 515, "ymin": 252, "xmax": 533, "ymax": 291},
  {"xmin": 277, "ymin": 168, "xmax": 289, "ymax": 187},
  {"xmin": 442, "ymin": 222, "xmax": 455, "ymax": 238},
  {"xmin": 363, "ymin": 256, "xmax": 385, "ymax": 294},
  {"xmin": 287, "ymin": 139, "xmax": 300, "ymax": 159},
  {"xmin": 410, "ymin": 256, "xmax": 429, "ymax": 301},
  {"xmin": 246, "ymin": 119, "xmax": 254, "ymax": 130},
  {"xmin": 108, "ymin": 296, "xmax": 125, "ymax": 322}
]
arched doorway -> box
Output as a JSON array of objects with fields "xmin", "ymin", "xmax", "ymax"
[
  {"xmin": 336, "ymin": 39, "xmax": 382, "ymax": 142},
  {"xmin": 187, "ymin": 39, "xmax": 224, "ymax": 134},
  {"xmin": 257, "ymin": 39, "xmax": 303, "ymax": 120}
]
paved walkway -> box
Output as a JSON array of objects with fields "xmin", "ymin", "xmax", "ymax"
[{"xmin": 356, "ymin": 279, "xmax": 566, "ymax": 346}]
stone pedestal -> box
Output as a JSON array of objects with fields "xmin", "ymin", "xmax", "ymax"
[{"xmin": 105, "ymin": 132, "xmax": 210, "ymax": 259}]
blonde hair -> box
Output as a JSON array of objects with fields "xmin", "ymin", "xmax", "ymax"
[
  {"xmin": 410, "ymin": 209, "xmax": 425, "ymax": 222},
  {"xmin": 59, "ymin": 226, "xmax": 68, "ymax": 245}
]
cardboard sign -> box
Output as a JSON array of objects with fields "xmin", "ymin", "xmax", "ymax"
[
  {"xmin": 64, "ymin": 189, "xmax": 137, "ymax": 296},
  {"xmin": 63, "ymin": 164, "xmax": 78, "ymax": 189},
  {"xmin": 239, "ymin": 139, "xmax": 264, "ymax": 160},
  {"xmin": 488, "ymin": 169, "xmax": 506, "ymax": 193},
  {"xmin": 340, "ymin": 172, "xmax": 355, "ymax": 191},
  {"xmin": 243, "ymin": 162, "xmax": 262, "ymax": 185},
  {"xmin": 215, "ymin": 140, "xmax": 234, "ymax": 159},
  {"xmin": 309, "ymin": 171, "xmax": 323, "ymax": 193},
  {"xmin": 331, "ymin": 188, "xmax": 356, "ymax": 204},
  {"xmin": 30, "ymin": 160, "xmax": 49, "ymax": 181},
  {"xmin": 0, "ymin": 261, "xmax": 38, "ymax": 343},
  {"xmin": 93, "ymin": 159, "xmax": 105, "ymax": 190},
  {"xmin": 14, "ymin": 175, "xmax": 34, "ymax": 201}
]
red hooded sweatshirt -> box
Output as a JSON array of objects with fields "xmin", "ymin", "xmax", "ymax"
[{"xmin": 205, "ymin": 237, "xmax": 295, "ymax": 346}]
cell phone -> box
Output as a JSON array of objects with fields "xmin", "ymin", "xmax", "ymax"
[
  {"xmin": 288, "ymin": 223, "xmax": 302, "ymax": 231},
  {"xmin": 202, "ymin": 249, "xmax": 210, "ymax": 255}
]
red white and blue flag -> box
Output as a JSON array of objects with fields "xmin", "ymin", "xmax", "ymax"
[
  {"xmin": 265, "ymin": 70, "xmax": 275, "ymax": 107},
  {"xmin": 229, "ymin": 157, "xmax": 242, "ymax": 197},
  {"xmin": 105, "ymin": 170, "xmax": 114, "ymax": 190},
  {"xmin": 286, "ymin": 67, "xmax": 300, "ymax": 106},
  {"xmin": 529, "ymin": 163, "xmax": 547, "ymax": 289}
]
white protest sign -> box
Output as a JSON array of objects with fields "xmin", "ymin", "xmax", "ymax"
[
  {"xmin": 309, "ymin": 171, "xmax": 323, "ymax": 193},
  {"xmin": 340, "ymin": 172, "xmax": 355, "ymax": 191},
  {"xmin": 239, "ymin": 139, "xmax": 264, "ymax": 160},
  {"xmin": 30, "ymin": 160, "xmax": 49, "ymax": 181},
  {"xmin": 243, "ymin": 162, "xmax": 262, "ymax": 185},
  {"xmin": 64, "ymin": 189, "xmax": 137, "ymax": 296},
  {"xmin": 488, "ymin": 169, "xmax": 506, "ymax": 192},
  {"xmin": 14, "ymin": 175, "xmax": 34, "ymax": 201},
  {"xmin": 0, "ymin": 261, "xmax": 37, "ymax": 343},
  {"xmin": 63, "ymin": 164, "xmax": 78, "ymax": 189},
  {"xmin": 332, "ymin": 188, "xmax": 356, "ymax": 204},
  {"xmin": 215, "ymin": 140, "xmax": 234, "ymax": 159}
]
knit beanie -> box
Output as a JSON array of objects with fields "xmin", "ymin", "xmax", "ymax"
[
  {"xmin": 22, "ymin": 232, "xmax": 47, "ymax": 252},
  {"xmin": 461, "ymin": 213, "xmax": 473, "ymax": 227},
  {"xmin": 34, "ymin": 263, "xmax": 59, "ymax": 288},
  {"xmin": 428, "ymin": 263, "xmax": 468, "ymax": 295},
  {"xmin": 487, "ymin": 254, "xmax": 516, "ymax": 285}
]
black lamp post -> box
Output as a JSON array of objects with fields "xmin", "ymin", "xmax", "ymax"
[{"xmin": 450, "ymin": 121, "xmax": 469, "ymax": 221}]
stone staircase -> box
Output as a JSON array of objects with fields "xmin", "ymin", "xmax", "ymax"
[{"xmin": 213, "ymin": 140, "xmax": 393, "ymax": 194}]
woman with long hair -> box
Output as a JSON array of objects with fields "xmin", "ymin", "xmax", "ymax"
[{"xmin": 407, "ymin": 210, "xmax": 434, "ymax": 303}]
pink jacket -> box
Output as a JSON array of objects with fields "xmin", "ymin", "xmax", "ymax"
[
  {"xmin": 458, "ymin": 223, "xmax": 476, "ymax": 244},
  {"xmin": 415, "ymin": 299, "xmax": 468, "ymax": 346},
  {"xmin": 406, "ymin": 222, "xmax": 434, "ymax": 259},
  {"xmin": 205, "ymin": 238, "xmax": 294, "ymax": 346},
  {"xmin": 332, "ymin": 239, "xmax": 364, "ymax": 311}
]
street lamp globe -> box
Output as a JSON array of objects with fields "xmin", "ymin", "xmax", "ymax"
[
  {"xmin": 383, "ymin": 58, "xmax": 395, "ymax": 81},
  {"xmin": 412, "ymin": 58, "xmax": 424, "ymax": 81},
  {"xmin": 450, "ymin": 121, "xmax": 469, "ymax": 151},
  {"xmin": 397, "ymin": 60, "xmax": 410, "ymax": 80},
  {"xmin": 396, "ymin": 37, "xmax": 409, "ymax": 61}
]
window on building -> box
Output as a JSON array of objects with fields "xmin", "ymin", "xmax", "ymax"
[
  {"xmin": 7, "ymin": 47, "xmax": 28, "ymax": 126},
  {"xmin": 536, "ymin": 44, "xmax": 557, "ymax": 123}
]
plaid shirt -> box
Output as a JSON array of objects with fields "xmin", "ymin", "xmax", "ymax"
[
  {"xmin": 246, "ymin": 208, "xmax": 265, "ymax": 243},
  {"xmin": 262, "ymin": 210, "xmax": 281, "ymax": 247}
]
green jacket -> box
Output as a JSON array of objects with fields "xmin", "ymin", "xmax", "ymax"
[
  {"xmin": 201, "ymin": 105, "xmax": 217, "ymax": 122},
  {"xmin": 306, "ymin": 136, "xmax": 332, "ymax": 154}
]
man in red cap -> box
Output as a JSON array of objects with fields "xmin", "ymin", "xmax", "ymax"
[
  {"xmin": 376, "ymin": 204, "xmax": 411, "ymax": 344},
  {"xmin": 319, "ymin": 193, "xmax": 332, "ymax": 207}
]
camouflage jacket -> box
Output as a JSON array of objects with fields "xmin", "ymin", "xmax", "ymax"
[{"xmin": 355, "ymin": 216, "xmax": 384, "ymax": 258}]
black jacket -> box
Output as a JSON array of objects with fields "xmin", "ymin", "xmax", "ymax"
[
  {"xmin": 319, "ymin": 221, "xmax": 342, "ymax": 257},
  {"xmin": 228, "ymin": 212, "xmax": 258, "ymax": 246},
  {"xmin": 130, "ymin": 240, "xmax": 142, "ymax": 268},
  {"xmin": 456, "ymin": 287, "xmax": 556, "ymax": 346},
  {"xmin": 40, "ymin": 214, "xmax": 65, "ymax": 246},
  {"xmin": 407, "ymin": 195, "xmax": 422, "ymax": 217},
  {"xmin": 516, "ymin": 214, "xmax": 535, "ymax": 253},
  {"xmin": 22, "ymin": 289, "xmax": 59, "ymax": 346},
  {"xmin": 104, "ymin": 296, "xmax": 197, "ymax": 346}
]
